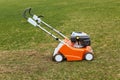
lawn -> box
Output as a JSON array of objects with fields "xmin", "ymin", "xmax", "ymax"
[{"xmin": 0, "ymin": 0, "xmax": 120, "ymax": 80}]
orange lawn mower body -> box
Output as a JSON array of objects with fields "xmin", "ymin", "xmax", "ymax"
[{"xmin": 53, "ymin": 32, "xmax": 94, "ymax": 62}]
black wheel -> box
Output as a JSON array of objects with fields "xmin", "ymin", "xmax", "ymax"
[
  {"xmin": 84, "ymin": 53, "xmax": 94, "ymax": 61},
  {"xmin": 53, "ymin": 54, "xmax": 64, "ymax": 62}
]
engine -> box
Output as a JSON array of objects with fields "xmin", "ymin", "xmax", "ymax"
[{"xmin": 70, "ymin": 32, "xmax": 91, "ymax": 48}]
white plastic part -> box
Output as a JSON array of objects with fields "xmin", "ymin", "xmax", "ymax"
[
  {"xmin": 54, "ymin": 54, "xmax": 63, "ymax": 62},
  {"xmin": 85, "ymin": 53, "xmax": 94, "ymax": 61},
  {"xmin": 27, "ymin": 18, "xmax": 37, "ymax": 26},
  {"xmin": 33, "ymin": 15, "xmax": 38, "ymax": 20},
  {"xmin": 33, "ymin": 15, "xmax": 42, "ymax": 24},
  {"xmin": 53, "ymin": 42, "xmax": 64, "ymax": 56}
]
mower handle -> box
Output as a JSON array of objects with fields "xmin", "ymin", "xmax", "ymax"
[
  {"xmin": 23, "ymin": 7, "xmax": 33, "ymax": 19},
  {"xmin": 23, "ymin": 8, "xmax": 44, "ymax": 19}
]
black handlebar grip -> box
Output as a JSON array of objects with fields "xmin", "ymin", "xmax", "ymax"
[
  {"xmin": 23, "ymin": 7, "xmax": 32, "ymax": 19},
  {"xmin": 28, "ymin": 8, "xmax": 33, "ymax": 16},
  {"xmin": 23, "ymin": 7, "xmax": 44, "ymax": 19}
]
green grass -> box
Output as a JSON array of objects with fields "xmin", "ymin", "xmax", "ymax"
[{"xmin": 0, "ymin": 0, "xmax": 120, "ymax": 80}]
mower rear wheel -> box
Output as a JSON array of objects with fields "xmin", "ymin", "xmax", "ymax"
[
  {"xmin": 54, "ymin": 54, "xmax": 64, "ymax": 62},
  {"xmin": 84, "ymin": 53, "xmax": 94, "ymax": 61}
]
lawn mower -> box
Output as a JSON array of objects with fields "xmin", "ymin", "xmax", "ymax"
[{"xmin": 23, "ymin": 8, "xmax": 94, "ymax": 62}]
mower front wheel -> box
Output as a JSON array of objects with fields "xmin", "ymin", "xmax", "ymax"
[
  {"xmin": 84, "ymin": 53, "xmax": 94, "ymax": 61},
  {"xmin": 53, "ymin": 54, "xmax": 64, "ymax": 62}
]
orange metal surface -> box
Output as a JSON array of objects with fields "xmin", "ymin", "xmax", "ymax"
[{"xmin": 59, "ymin": 39, "xmax": 93, "ymax": 61}]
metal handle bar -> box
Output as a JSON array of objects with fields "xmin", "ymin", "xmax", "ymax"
[
  {"xmin": 41, "ymin": 21, "xmax": 67, "ymax": 39},
  {"xmin": 23, "ymin": 8, "xmax": 68, "ymax": 39},
  {"xmin": 27, "ymin": 8, "xmax": 67, "ymax": 39}
]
